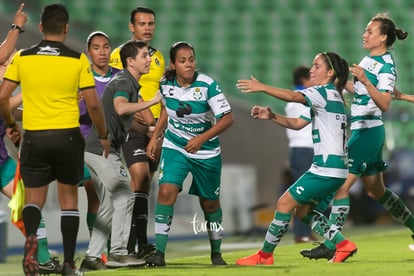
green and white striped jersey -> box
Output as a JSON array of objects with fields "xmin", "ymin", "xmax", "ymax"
[
  {"xmin": 301, "ymin": 83, "xmax": 348, "ymax": 178},
  {"xmin": 350, "ymin": 52, "xmax": 396, "ymax": 130},
  {"xmin": 160, "ymin": 72, "xmax": 231, "ymax": 159}
]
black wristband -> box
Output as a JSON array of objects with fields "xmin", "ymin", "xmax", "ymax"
[
  {"xmin": 10, "ymin": 24, "xmax": 24, "ymax": 33},
  {"xmin": 99, "ymin": 130, "xmax": 109, "ymax": 140},
  {"xmin": 7, "ymin": 121, "xmax": 17, "ymax": 128}
]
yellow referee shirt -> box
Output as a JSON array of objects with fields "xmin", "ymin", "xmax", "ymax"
[{"xmin": 4, "ymin": 40, "xmax": 95, "ymax": 130}]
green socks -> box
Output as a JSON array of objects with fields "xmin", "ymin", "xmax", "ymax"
[
  {"xmin": 37, "ymin": 217, "xmax": 51, "ymax": 264},
  {"xmin": 86, "ymin": 212, "xmax": 97, "ymax": 237},
  {"xmin": 262, "ymin": 212, "xmax": 291, "ymax": 253},
  {"xmin": 204, "ymin": 208, "xmax": 223, "ymax": 254},
  {"xmin": 379, "ymin": 189, "xmax": 414, "ymax": 232},
  {"xmin": 154, "ymin": 203, "xmax": 174, "ymax": 253}
]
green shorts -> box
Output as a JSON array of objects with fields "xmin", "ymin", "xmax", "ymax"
[
  {"xmin": 348, "ymin": 125, "xmax": 387, "ymax": 176},
  {"xmin": 288, "ymin": 171, "xmax": 345, "ymax": 208},
  {"xmin": 78, "ymin": 164, "xmax": 92, "ymax": 187},
  {"xmin": 158, "ymin": 147, "xmax": 222, "ymax": 200},
  {"xmin": 0, "ymin": 156, "xmax": 16, "ymax": 189}
]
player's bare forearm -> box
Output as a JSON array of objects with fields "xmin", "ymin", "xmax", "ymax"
[
  {"xmin": 195, "ymin": 112, "xmax": 234, "ymax": 144},
  {"xmin": 270, "ymin": 113, "xmax": 309, "ymax": 130},
  {"xmin": 397, "ymin": 93, "xmax": 414, "ymax": 104}
]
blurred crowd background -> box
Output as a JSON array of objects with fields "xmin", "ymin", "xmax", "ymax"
[{"xmin": 1, "ymin": 0, "xmax": 414, "ymax": 244}]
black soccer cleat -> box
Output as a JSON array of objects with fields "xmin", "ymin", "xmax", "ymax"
[
  {"xmin": 146, "ymin": 250, "xmax": 166, "ymax": 267},
  {"xmin": 211, "ymin": 252, "xmax": 227, "ymax": 265},
  {"xmin": 136, "ymin": 243, "xmax": 156, "ymax": 260},
  {"xmin": 300, "ymin": 242, "xmax": 335, "ymax": 260},
  {"xmin": 39, "ymin": 256, "xmax": 63, "ymax": 275}
]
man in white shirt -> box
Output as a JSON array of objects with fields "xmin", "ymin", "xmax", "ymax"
[{"xmin": 284, "ymin": 66, "xmax": 315, "ymax": 243}]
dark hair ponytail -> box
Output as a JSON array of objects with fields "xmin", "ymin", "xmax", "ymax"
[
  {"xmin": 164, "ymin": 67, "xmax": 176, "ymax": 81},
  {"xmin": 321, "ymin": 52, "xmax": 349, "ymax": 97},
  {"xmin": 395, "ymin": 28, "xmax": 408, "ymax": 40}
]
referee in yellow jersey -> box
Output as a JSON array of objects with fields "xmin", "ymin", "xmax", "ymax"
[{"xmin": 0, "ymin": 4, "xmax": 109, "ymax": 276}]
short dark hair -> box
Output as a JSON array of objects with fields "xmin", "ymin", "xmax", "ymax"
[
  {"xmin": 130, "ymin": 7, "xmax": 155, "ymax": 24},
  {"xmin": 41, "ymin": 3, "xmax": 69, "ymax": 35},
  {"xmin": 120, "ymin": 40, "xmax": 148, "ymax": 68},
  {"xmin": 86, "ymin": 31, "xmax": 110, "ymax": 50},
  {"xmin": 292, "ymin": 66, "xmax": 310, "ymax": 86}
]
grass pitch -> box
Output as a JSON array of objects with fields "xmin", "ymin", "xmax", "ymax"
[{"xmin": 1, "ymin": 225, "xmax": 414, "ymax": 275}]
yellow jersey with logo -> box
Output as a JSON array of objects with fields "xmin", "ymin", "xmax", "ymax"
[
  {"xmin": 109, "ymin": 45, "xmax": 165, "ymax": 118},
  {"xmin": 4, "ymin": 40, "xmax": 95, "ymax": 130}
]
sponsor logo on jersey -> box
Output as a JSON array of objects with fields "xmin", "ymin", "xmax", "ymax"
[
  {"xmin": 168, "ymin": 87, "xmax": 174, "ymax": 96},
  {"xmin": 37, "ymin": 46, "xmax": 60, "ymax": 56},
  {"xmin": 176, "ymin": 102, "xmax": 192, "ymax": 117},
  {"xmin": 367, "ymin": 61, "xmax": 378, "ymax": 72}
]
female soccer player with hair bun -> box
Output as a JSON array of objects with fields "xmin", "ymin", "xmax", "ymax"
[
  {"xmin": 302, "ymin": 13, "xmax": 414, "ymax": 260},
  {"xmin": 235, "ymin": 51, "xmax": 357, "ymax": 265}
]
